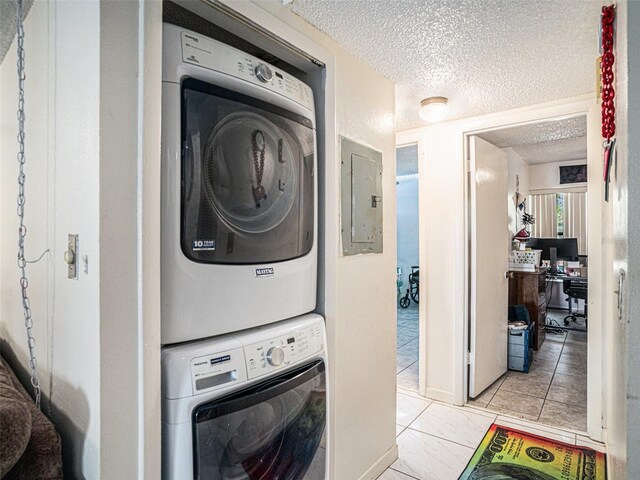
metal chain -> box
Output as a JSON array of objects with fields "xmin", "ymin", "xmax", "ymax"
[
  {"xmin": 16, "ymin": 0, "xmax": 42, "ymax": 409},
  {"xmin": 601, "ymin": 5, "xmax": 616, "ymax": 141}
]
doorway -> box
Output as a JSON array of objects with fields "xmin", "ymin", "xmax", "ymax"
[
  {"xmin": 396, "ymin": 144, "xmax": 420, "ymax": 392},
  {"xmin": 465, "ymin": 115, "xmax": 593, "ymax": 433}
]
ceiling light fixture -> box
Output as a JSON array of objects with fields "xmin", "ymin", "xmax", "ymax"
[{"xmin": 419, "ymin": 96, "xmax": 449, "ymax": 123}]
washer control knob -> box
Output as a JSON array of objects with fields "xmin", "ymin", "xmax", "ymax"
[
  {"xmin": 255, "ymin": 64, "xmax": 273, "ymax": 83},
  {"xmin": 266, "ymin": 346, "xmax": 285, "ymax": 366}
]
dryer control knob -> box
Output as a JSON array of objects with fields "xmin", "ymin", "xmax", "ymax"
[
  {"xmin": 266, "ymin": 346, "xmax": 285, "ymax": 366},
  {"xmin": 255, "ymin": 64, "xmax": 273, "ymax": 83}
]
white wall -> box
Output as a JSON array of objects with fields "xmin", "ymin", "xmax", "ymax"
[
  {"xmin": 618, "ymin": 1, "xmax": 640, "ymax": 478},
  {"xmin": 396, "ymin": 174, "xmax": 419, "ymax": 288},
  {"xmin": 529, "ymin": 159, "xmax": 587, "ymax": 192},
  {"xmin": 505, "ymin": 147, "xmax": 530, "ymax": 236},
  {"xmin": 604, "ymin": 1, "xmax": 640, "ymax": 478},
  {"xmin": 624, "ymin": 1, "xmax": 640, "ymax": 476},
  {"xmin": 98, "ymin": 3, "xmax": 162, "ymax": 478},
  {"xmin": 0, "ymin": 2, "xmax": 101, "ymax": 477},
  {"xmin": 0, "ymin": 2, "xmax": 162, "ymax": 478}
]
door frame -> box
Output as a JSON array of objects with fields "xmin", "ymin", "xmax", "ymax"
[
  {"xmin": 460, "ymin": 97, "xmax": 604, "ymax": 441},
  {"xmin": 395, "ymin": 140, "xmax": 422, "ymax": 392},
  {"xmin": 398, "ymin": 94, "xmax": 604, "ymax": 440}
]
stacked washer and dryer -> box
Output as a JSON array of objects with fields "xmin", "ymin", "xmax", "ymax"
[{"xmin": 161, "ymin": 24, "xmax": 327, "ymax": 480}]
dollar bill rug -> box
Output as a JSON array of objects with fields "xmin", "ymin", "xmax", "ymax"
[{"xmin": 459, "ymin": 423, "xmax": 606, "ymax": 480}]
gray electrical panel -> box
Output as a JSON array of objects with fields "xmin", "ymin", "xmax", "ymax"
[{"xmin": 340, "ymin": 137, "xmax": 383, "ymax": 255}]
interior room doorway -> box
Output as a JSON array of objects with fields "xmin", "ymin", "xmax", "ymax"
[
  {"xmin": 396, "ymin": 144, "xmax": 420, "ymax": 392},
  {"xmin": 465, "ymin": 115, "xmax": 593, "ymax": 433}
]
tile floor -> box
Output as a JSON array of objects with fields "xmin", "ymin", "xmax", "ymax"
[
  {"xmin": 378, "ymin": 388, "xmax": 604, "ymax": 480},
  {"xmin": 396, "ymin": 305, "xmax": 419, "ymax": 391},
  {"xmin": 388, "ymin": 307, "xmax": 596, "ymax": 479},
  {"xmin": 395, "ymin": 307, "xmax": 588, "ymax": 422},
  {"xmin": 469, "ymin": 309, "xmax": 589, "ymax": 432},
  {"xmin": 395, "ymin": 306, "xmax": 588, "ymax": 430}
]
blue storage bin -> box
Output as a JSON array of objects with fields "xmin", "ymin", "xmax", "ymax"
[{"xmin": 507, "ymin": 322, "xmax": 534, "ymax": 373}]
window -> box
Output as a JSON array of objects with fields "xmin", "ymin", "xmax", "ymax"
[
  {"xmin": 528, "ymin": 192, "xmax": 587, "ymax": 254},
  {"xmin": 556, "ymin": 193, "xmax": 564, "ymax": 237}
]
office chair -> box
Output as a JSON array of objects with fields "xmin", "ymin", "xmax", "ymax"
[{"xmin": 563, "ymin": 278, "xmax": 588, "ymax": 330}]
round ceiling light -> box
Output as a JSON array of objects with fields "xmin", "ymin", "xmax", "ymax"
[{"xmin": 419, "ymin": 96, "xmax": 449, "ymax": 123}]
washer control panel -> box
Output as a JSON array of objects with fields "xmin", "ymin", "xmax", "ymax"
[
  {"xmin": 190, "ymin": 347, "xmax": 246, "ymax": 394},
  {"xmin": 180, "ymin": 31, "xmax": 314, "ymax": 111},
  {"xmin": 244, "ymin": 322, "xmax": 323, "ymax": 379}
]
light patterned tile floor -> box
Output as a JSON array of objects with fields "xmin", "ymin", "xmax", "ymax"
[
  {"xmin": 478, "ymin": 309, "xmax": 589, "ymax": 432},
  {"xmin": 396, "ymin": 305, "xmax": 419, "ymax": 391},
  {"xmin": 378, "ymin": 391, "xmax": 605, "ymax": 480},
  {"xmin": 385, "ymin": 309, "xmax": 597, "ymax": 479}
]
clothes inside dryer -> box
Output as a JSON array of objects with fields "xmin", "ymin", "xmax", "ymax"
[
  {"xmin": 192, "ymin": 360, "xmax": 326, "ymax": 480},
  {"xmin": 182, "ymin": 79, "xmax": 315, "ymax": 264}
]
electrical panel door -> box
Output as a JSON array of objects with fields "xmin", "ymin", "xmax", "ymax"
[{"xmin": 340, "ymin": 137, "xmax": 383, "ymax": 255}]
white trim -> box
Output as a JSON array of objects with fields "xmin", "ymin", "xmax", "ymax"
[
  {"xmin": 396, "ymin": 173, "xmax": 419, "ymax": 181},
  {"xmin": 356, "ymin": 444, "xmax": 399, "ymax": 480},
  {"xmin": 425, "ymin": 387, "xmax": 454, "ymax": 404},
  {"xmin": 529, "ymin": 186, "xmax": 588, "ymax": 194},
  {"xmin": 396, "ymin": 130, "xmax": 427, "ymax": 398},
  {"xmin": 139, "ymin": 2, "xmax": 162, "ymax": 478}
]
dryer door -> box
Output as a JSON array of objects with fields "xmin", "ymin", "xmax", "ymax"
[
  {"xmin": 181, "ymin": 78, "xmax": 315, "ymax": 265},
  {"xmin": 192, "ymin": 360, "xmax": 326, "ymax": 480}
]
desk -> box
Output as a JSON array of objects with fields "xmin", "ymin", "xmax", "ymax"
[{"xmin": 508, "ymin": 269, "xmax": 549, "ymax": 350}]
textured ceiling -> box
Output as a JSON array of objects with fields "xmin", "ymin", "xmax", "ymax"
[
  {"xmin": 289, "ymin": 0, "xmax": 601, "ymax": 130},
  {"xmin": 479, "ymin": 116, "xmax": 586, "ymax": 148},
  {"xmin": 510, "ymin": 136, "xmax": 587, "ymax": 164},
  {"xmin": 478, "ymin": 116, "xmax": 587, "ymax": 164}
]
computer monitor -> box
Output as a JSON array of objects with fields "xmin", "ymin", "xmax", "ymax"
[{"xmin": 525, "ymin": 237, "xmax": 579, "ymax": 262}]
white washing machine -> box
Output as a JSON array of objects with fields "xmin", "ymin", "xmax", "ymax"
[
  {"xmin": 162, "ymin": 23, "xmax": 318, "ymax": 344},
  {"xmin": 162, "ymin": 314, "xmax": 327, "ymax": 480}
]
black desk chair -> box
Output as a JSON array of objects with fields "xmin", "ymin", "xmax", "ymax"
[{"xmin": 563, "ymin": 278, "xmax": 588, "ymax": 329}]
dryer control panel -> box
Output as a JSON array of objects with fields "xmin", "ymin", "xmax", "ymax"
[
  {"xmin": 244, "ymin": 322, "xmax": 323, "ymax": 380},
  {"xmin": 180, "ymin": 31, "xmax": 314, "ymax": 111}
]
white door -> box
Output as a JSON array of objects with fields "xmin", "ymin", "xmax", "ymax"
[{"xmin": 469, "ymin": 136, "xmax": 509, "ymax": 398}]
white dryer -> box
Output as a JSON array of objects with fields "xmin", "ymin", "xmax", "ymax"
[
  {"xmin": 162, "ymin": 23, "xmax": 318, "ymax": 344},
  {"xmin": 162, "ymin": 313, "xmax": 327, "ymax": 480}
]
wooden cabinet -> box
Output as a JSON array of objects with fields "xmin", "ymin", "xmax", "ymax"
[{"xmin": 508, "ymin": 269, "xmax": 547, "ymax": 350}]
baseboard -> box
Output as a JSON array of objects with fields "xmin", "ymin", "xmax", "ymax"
[
  {"xmin": 424, "ymin": 387, "xmax": 454, "ymax": 404},
  {"xmin": 357, "ymin": 443, "xmax": 399, "ymax": 480}
]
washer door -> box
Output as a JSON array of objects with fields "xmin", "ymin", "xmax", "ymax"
[
  {"xmin": 181, "ymin": 79, "xmax": 315, "ymax": 264},
  {"xmin": 192, "ymin": 361, "xmax": 326, "ymax": 480}
]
